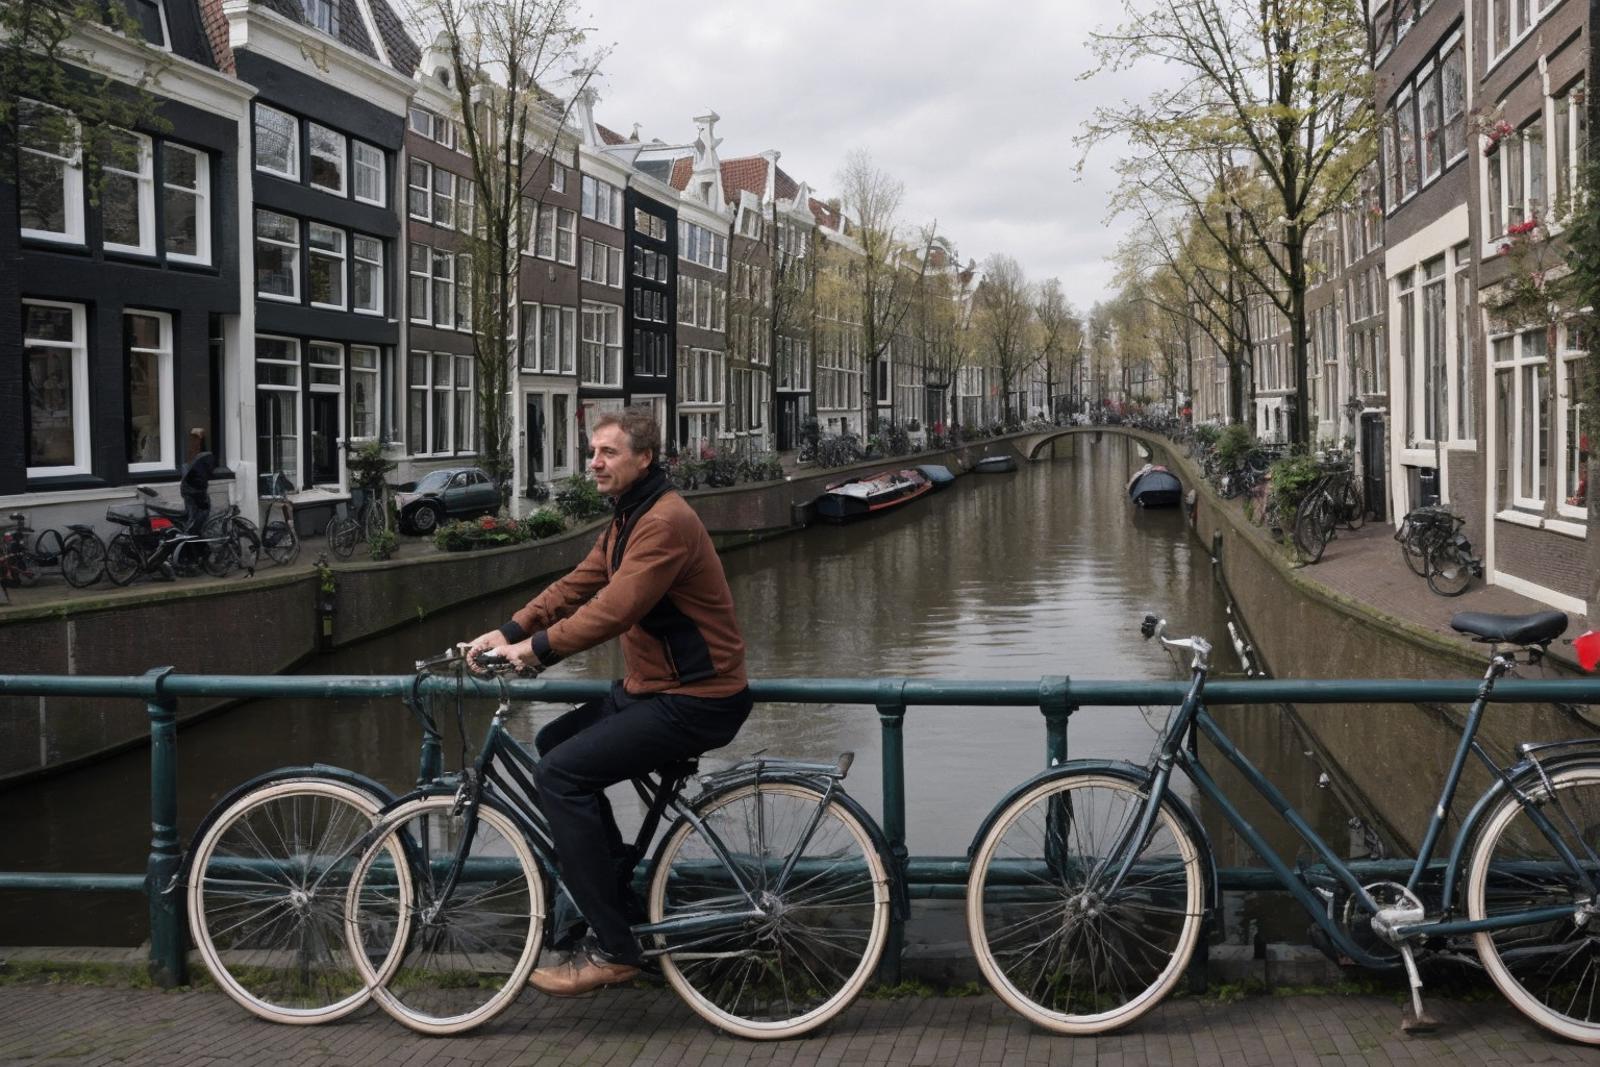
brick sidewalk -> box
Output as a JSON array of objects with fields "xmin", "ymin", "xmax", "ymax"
[{"xmin": 1, "ymin": 981, "xmax": 1594, "ymax": 1066}]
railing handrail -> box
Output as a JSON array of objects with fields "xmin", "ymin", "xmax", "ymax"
[{"xmin": 7, "ymin": 667, "xmax": 1600, "ymax": 987}]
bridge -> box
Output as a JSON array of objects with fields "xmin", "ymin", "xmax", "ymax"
[{"xmin": 1013, "ymin": 423, "xmax": 1174, "ymax": 461}]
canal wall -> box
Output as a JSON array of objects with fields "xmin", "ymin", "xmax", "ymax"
[{"xmin": 0, "ymin": 440, "xmax": 1025, "ymax": 782}]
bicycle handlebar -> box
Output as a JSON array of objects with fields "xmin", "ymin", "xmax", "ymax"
[{"xmin": 1141, "ymin": 613, "xmax": 1213, "ymax": 673}]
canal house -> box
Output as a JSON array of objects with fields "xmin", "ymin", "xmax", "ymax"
[
  {"xmin": 222, "ymin": 0, "xmax": 417, "ymax": 530},
  {"xmin": 569, "ymin": 90, "xmax": 631, "ymax": 448},
  {"xmin": 3, "ymin": 2, "xmax": 253, "ymax": 529}
]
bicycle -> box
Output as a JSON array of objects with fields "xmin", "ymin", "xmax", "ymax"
[
  {"xmin": 182, "ymin": 651, "xmax": 898, "ymax": 1037},
  {"xmin": 103, "ymin": 487, "xmax": 239, "ymax": 584},
  {"xmin": 1292, "ymin": 460, "xmax": 1364, "ymax": 564},
  {"xmin": 965, "ymin": 608, "xmax": 1600, "ymax": 1042},
  {"xmin": 203, "ymin": 501, "xmax": 261, "ymax": 576},
  {"xmin": 258, "ymin": 471, "xmax": 300, "ymax": 566},
  {"xmin": 1, "ymin": 511, "xmax": 106, "ymax": 589},
  {"xmin": 1395, "ymin": 506, "xmax": 1482, "ymax": 596},
  {"xmin": 324, "ymin": 483, "xmax": 387, "ymax": 561}
]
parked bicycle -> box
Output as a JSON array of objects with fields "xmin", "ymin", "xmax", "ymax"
[
  {"xmin": 965, "ymin": 609, "xmax": 1599, "ymax": 1042},
  {"xmin": 104, "ymin": 487, "xmax": 239, "ymax": 584},
  {"xmin": 1292, "ymin": 456, "xmax": 1366, "ymax": 564},
  {"xmin": 183, "ymin": 649, "xmax": 899, "ymax": 1038},
  {"xmin": 324, "ymin": 483, "xmax": 387, "ymax": 561},
  {"xmin": 1396, "ymin": 505, "xmax": 1482, "ymax": 596},
  {"xmin": 258, "ymin": 471, "xmax": 299, "ymax": 566},
  {"xmin": 0, "ymin": 511, "xmax": 106, "ymax": 589},
  {"xmin": 203, "ymin": 500, "xmax": 260, "ymax": 576}
]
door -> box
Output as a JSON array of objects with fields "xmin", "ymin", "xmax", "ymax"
[
  {"xmin": 525, "ymin": 394, "xmax": 546, "ymax": 497},
  {"xmin": 1361, "ymin": 412, "xmax": 1387, "ymax": 522},
  {"xmin": 309, "ymin": 394, "xmax": 339, "ymax": 487},
  {"xmin": 776, "ymin": 396, "xmax": 799, "ymax": 451}
]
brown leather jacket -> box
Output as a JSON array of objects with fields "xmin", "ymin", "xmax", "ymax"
[{"xmin": 499, "ymin": 470, "xmax": 748, "ymax": 698}]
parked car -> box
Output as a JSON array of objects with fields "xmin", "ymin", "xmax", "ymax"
[{"xmin": 395, "ymin": 467, "xmax": 500, "ymax": 534}]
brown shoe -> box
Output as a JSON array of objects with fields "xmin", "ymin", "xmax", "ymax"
[{"xmin": 528, "ymin": 953, "xmax": 641, "ymax": 997}]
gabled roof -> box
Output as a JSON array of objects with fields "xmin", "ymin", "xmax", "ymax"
[
  {"xmin": 596, "ymin": 123, "xmax": 631, "ymax": 146},
  {"xmin": 808, "ymin": 196, "xmax": 841, "ymax": 231},
  {"xmin": 718, "ymin": 155, "xmax": 801, "ymax": 205},
  {"xmin": 203, "ymin": 0, "xmax": 420, "ymax": 77},
  {"xmin": 669, "ymin": 157, "xmax": 694, "ymax": 191}
]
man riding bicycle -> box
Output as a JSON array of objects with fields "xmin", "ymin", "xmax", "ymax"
[{"xmin": 466, "ymin": 407, "xmax": 751, "ymax": 996}]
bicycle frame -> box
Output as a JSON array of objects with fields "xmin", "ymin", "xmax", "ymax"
[{"xmin": 1108, "ymin": 653, "xmax": 1600, "ymax": 971}]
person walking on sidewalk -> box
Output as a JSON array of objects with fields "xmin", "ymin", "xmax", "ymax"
[
  {"xmin": 464, "ymin": 407, "xmax": 752, "ymax": 997},
  {"xmin": 181, "ymin": 427, "xmax": 216, "ymax": 534}
]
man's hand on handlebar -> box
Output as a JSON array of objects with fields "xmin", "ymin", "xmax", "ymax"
[{"xmin": 466, "ymin": 637, "xmax": 544, "ymax": 678}]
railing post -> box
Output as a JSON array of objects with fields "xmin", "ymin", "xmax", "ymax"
[
  {"xmin": 876, "ymin": 679, "xmax": 908, "ymax": 986},
  {"xmin": 143, "ymin": 666, "xmax": 187, "ymax": 988},
  {"xmin": 1040, "ymin": 676, "xmax": 1073, "ymax": 767}
]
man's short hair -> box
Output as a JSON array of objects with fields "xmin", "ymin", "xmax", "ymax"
[{"xmin": 592, "ymin": 407, "xmax": 661, "ymax": 459}]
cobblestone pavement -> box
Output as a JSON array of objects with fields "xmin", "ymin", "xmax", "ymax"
[{"xmin": 4, "ymin": 981, "xmax": 1600, "ymax": 1066}]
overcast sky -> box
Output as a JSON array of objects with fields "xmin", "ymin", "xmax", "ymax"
[{"xmin": 581, "ymin": 0, "xmax": 1171, "ymax": 314}]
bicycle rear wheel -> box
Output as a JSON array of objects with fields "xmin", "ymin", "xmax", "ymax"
[
  {"xmin": 1293, "ymin": 495, "xmax": 1331, "ymax": 564},
  {"xmin": 31, "ymin": 528, "xmax": 64, "ymax": 568},
  {"xmin": 202, "ymin": 530, "xmax": 240, "ymax": 577},
  {"xmin": 1425, "ymin": 538, "xmax": 1474, "ymax": 596},
  {"xmin": 187, "ymin": 777, "xmax": 399, "ymax": 1024},
  {"xmin": 1401, "ymin": 526, "xmax": 1431, "ymax": 577},
  {"xmin": 647, "ymin": 781, "xmax": 891, "ymax": 1039},
  {"xmin": 346, "ymin": 794, "xmax": 546, "ymax": 1036},
  {"xmin": 967, "ymin": 773, "xmax": 1205, "ymax": 1034},
  {"xmin": 263, "ymin": 520, "xmax": 299, "ymax": 566},
  {"xmin": 104, "ymin": 533, "xmax": 142, "ymax": 586},
  {"xmin": 1339, "ymin": 478, "xmax": 1367, "ymax": 530},
  {"xmin": 362, "ymin": 497, "xmax": 386, "ymax": 541},
  {"xmin": 60, "ymin": 536, "xmax": 106, "ymax": 588},
  {"xmin": 1467, "ymin": 761, "xmax": 1600, "ymax": 1044},
  {"xmin": 325, "ymin": 515, "xmax": 359, "ymax": 560}
]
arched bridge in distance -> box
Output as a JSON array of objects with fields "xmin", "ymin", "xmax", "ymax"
[{"xmin": 1012, "ymin": 424, "xmax": 1176, "ymax": 463}]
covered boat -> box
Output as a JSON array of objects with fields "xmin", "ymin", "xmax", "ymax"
[
  {"xmin": 974, "ymin": 454, "xmax": 1017, "ymax": 474},
  {"xmin": 915, "ymin": 464, "xmax": 956, "ymax": 489},
  {"xmin": 814, "ymin": 468, "xmax": 934, "ymax": 523},
  {"xmin": 1127, "ymin": 464, "xmax": 1182, "ymax": 508}
]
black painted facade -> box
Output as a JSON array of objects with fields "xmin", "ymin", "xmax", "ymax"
[{"xmin": 622, "ymin": 183, "xmax": 676, "ymax": 421}]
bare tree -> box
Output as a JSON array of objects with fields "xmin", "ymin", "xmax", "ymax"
[
  {"xmin": 409, "ymin": 0, "xmax": 597, "ymax": 489},
  {"xmin": 913, "ymin": 236, "xmax": 972, "ymax": 433},
  {"xmin": 972, "ymin": 254, "xmax": 1037, "ymax": 425},
  {"xmin": 1034, "ymin": 278, "xmax": 1083, "ymax": 421}
]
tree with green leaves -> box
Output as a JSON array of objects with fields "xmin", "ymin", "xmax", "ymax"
[
  {"xmin": 972, "ymin": 253, "xmax": 1037, "ymax": 425},
  {"xmin": 1034, "ymin": 277, "xmax": 1083, "ymax": 421},
  {"xmin": 407, "ymin": 0, "xmax": 598, "ymax": 490},
  {"xmin": 1081, "ymin": 0, "xmax": 1374, "ymax": 443}
]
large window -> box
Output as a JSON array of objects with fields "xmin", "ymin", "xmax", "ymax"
[
  {"xmin": 308, "ymin": 223, "xmax": 345, "ymax": 309},
  {"xmin": 454, "ymin": 254, "xmax": 472, "ymax": 331},
  {"xmin": 101, "ymin": 129, "xmax": 154, "ymax": 254},
  {"xmin": 408, "ymin": 159, "xmax": 431, "ymax": 220},
  {"xmin": 1559, "ymin": 334, "xmax": 1589, "ymax": 518},
  {"xmin": 162, "ymin": 144, "xmax": 209, "ymax": 263},
  {"xmin": 1486, "ymin": 121, "xmax": 1542, "ymax": 240},
  {"xmin": 454, "ymin": 354, "xmax": 474, "ymax": 452},
  {"xmin": 307, "ymin": 122, "xmax": 346, "ymax": 195},
  {"xmin": 125, "ymin": 310, "xmax": 172, "ymax": 471},
  {"xmin": 124, "ymin": 0, "xmax": 170, "ymax": 47},
  {"xmin": 408, "ymin": 243, "xmax": 430, "ymax": 323},
  {"xmin": 353, "ymin": 234, "xmax": 383, "ymax": 314},
  {"xmin": 1493, "ymin": 329, "xmax": 1550, "ymax": 511},
  {"xmin": 254, "ymin": 103, "xmax": 298, "ymax": 179},
  {"xmin": 581, "ymin": 238, "xmax": 624, "ymax": 287},
  {"xmin": 18, "ymin": 101, "xmax": 84, "ymax": 243},
  {"xmin": 679, "ymin": 221, "xmax": 728, "ymax": 270},
  {"xmin": 678, "ymin": 347, "xmax": 725, "ymax": 404},
  {"xmin": 633, "ymin": 330, "xmax": 668, "ymax": 376},
  {"xmin": 431, "ymin": 250, "xmax": 454, "ymax": 328},
  {"xmin": 1552, "ymin": 80, "xmax": 1588, "ymax": 222},
  {"xmin": 1418, "ymin": 256, "xmax": 1446, "ymax": 445},
  {"xmin": 352, "ymin": 140, "xmax": 385, "ymax": 206},
  {"xmin": 407, "ymin": 352, "xmax": 463, "ymax": 455},
  {"xmin": 634, "ymin": 208, "xmax": 667, "ymax": 241},
  {"xmin": 24, "ymin": 300, "xmax": 89, "ymax": 476},
  {"xmin": 350, "ymin": 346, "xmax": 379, "ymax": 440},
  {"xmin": 556, "ymin": 207, "xmax": 576, "ymax": 264},
  {"xmin": 581, "ymin": 302, "xmax": 622, "ymax": 387},
  {"xmin": 581, "ymin": 175, "xmax": 623, "ymax": 227},
  {"xmin": 679, "ymin": 276, "xmax": 725, "ymax": 331},
  {"xmin": 256, "ymin": 336, "xmax": 301, "ymax": 488},
  {"xmin": 1452, "ymin": 244, "xmax": 1474, "ymax": 442},
  {"xmin": 255, "ymin": 209, "xmax": 299, "ymax": 301},
  {"xmin": 432, "ymin": 168, "xmax": 455, "ymax": 228}
]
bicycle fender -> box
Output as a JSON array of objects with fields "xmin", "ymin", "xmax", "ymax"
[
  {"xmin": 1441, "ymin": 748, "xmax": 1600, "ymax": 910},
  {"xmin": 646, "ymin": 773, "xmax": 911, "ymax": 922},
  {"xmin": 177, "ymin": 763, "xmax": 397, "ymax": 887},
  {"xmin": 965, "ymin": 759, "xmax": 1221, "ymax": 932}
]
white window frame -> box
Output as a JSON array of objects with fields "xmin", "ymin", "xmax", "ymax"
[
  {"xmin": 408, "ymin": 107, "xmax": 434, "ymax": 138},
  {"xmin": 431, "ymin": 248, "xmax": 454, "ymax": 329},
  {"xmin": 352, "ymin": 233, "xmax": 383, "ymax": 316},
  {"xmin": 102, "ymin": 129, "xmax": 155, "ymax": 255},
  {"xmin": 255, "ymin": 208, "xmax": 300, "ymax": 302},
  {"xmin": 308, "ymin": 222, "xmax": 346, "ymax": 310},
  {"xmin": 556, "ymin": 207, "xmax": 576, "ymax": 265},
  {"xmin": 1557, "ymin": 334, "xmax": 1588, "ymax": 520},
  {"xmin": 520, "ymin": 301, "xmax": 541, "ymax": 370},
  {"xmin": 18, "ymin": 100, "xmax": 84, "ymax": 244},
  {"xmin": 408, "ymin": 242, "xmax": 430, "ymax": 324},
  {"xmin": 349, "ymin": 345, "xmax": 380, "ymax": 442},
  {"xmin": 551, "ymin": 164, "xmax": 566, "ymax": 193},
  {"xmin": 124, "ymin": 309, "xmax": 174, "ymax": 473},
  {"xmin": 307, "ymin": 122, "xmax": 346, "ymax": 196},
  {"xmin": 254, "ymin": 103, "xmax": 299, "ymax": 180},
  {"xmin": 455, "ymin": 253, "xmax": 472, "ymax": 331},
  {"xmin": 454, "ymin": 353, "xmax": 475, "ymax": 453},
  {"xmin": 581, "ymin": 301, "xmax": 622, "ymax": 387},
  {"xmin": 23, "ymin": 300, "xmax": 90, "ymax": 477},
  {"xmin": 123, "ymin": 0, "xmax": 172, "ymax": 49},
  {"xmin": 256, "ymin": 335, "xmax": 302, "ymax": 488},
  {"xmin": 1493, "ymin": 328, "xmax": 1551, "ymax": 512},
  {"xmin": 162, "ymin": 143, "xmax": 210, "ymax": 265},
  {"xmin": 408, "ymin": 159, "xmax": 431, "ymax": 221},
  {"xmin": 432, "ymin": 166, "xmax": 455, "ymax": 228},
  {"xmin": 352, "ymin": 140, "xmax": 386, "ymax": 206},
  {"xmin": 457, "ymin": 178, "xmax": 475, "ymax": 233},
  {"xmin": 581, "ymin": 175, "xmax": 623, "ymax": 227}
]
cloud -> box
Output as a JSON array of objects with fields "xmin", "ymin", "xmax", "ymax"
[{"xmin": 584, "ymin": 0, "xmax": 1179, "ymax": 309}]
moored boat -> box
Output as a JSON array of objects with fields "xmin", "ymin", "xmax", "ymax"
[
  {"xmin": 974, "ymin": 454, "xmax": 1017, "ymax": 474},
  {"xmin": 1127, "ymin": 464, "xmax": 1182, "ymax": 508},
  {"xmin": 916, "ymin": 464, "xmax": 956, "ymax": 489},
  {"xmin": 814, "ymin": 468, "xmax": 934, "ymax": 523}
]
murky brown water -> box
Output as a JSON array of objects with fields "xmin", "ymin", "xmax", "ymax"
[{"xmin": 2, "ymin": 434, "xmax": 1359, "ymax": 945}]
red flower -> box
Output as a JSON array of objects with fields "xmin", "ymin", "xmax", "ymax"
[
  {"xmin": 479, "ymin": 516, "xmax": 497, "ymax": 529},
  {"xmin": 1507, "ymin": 218, "xmax": 1539, "ymax": 236},
  {"xmin": 1498, "ymin": 243, "xmax": 1511, "ymax": 255}
]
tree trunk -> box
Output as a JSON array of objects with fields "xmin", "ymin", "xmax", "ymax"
[{"xmin": 1288, "ymin": 231, "xmax": 1310, "ymax": 445}]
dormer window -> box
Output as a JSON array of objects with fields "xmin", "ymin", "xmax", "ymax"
[
  {"xmin": 301, "ymin": 0, "xmax": 337, "ymax": 36},
  {"xmin": 121, "ymin": 0, "xmax": 170, "ymax": 49}
]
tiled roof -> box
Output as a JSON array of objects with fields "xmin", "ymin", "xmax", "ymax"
[
  {"xmin": 718, "ymin": 156, "xmax": 801, "ymax": 204},
  {"xmin": 669, "ymin": 157, "xmax": 694, "ymax": 191},
  {"xmin": 196, "ymin": 0, "xmax": 235, "ymax": 73},
  {"xmin": 808, "ymin": 197, "xmax": 841, "ymax": 230},
  {"xmin": 596, "ymin": 123, "xmax": 629, "ymax": 145},
  {"xmin": 250, "ymin": 0, "xmax": 418, "ymax": 75},
  {"xmin": 367, "ymin": 0, "xmax": 421, "ymax": 75}
]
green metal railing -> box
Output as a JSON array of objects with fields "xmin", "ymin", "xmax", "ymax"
[{"xmin": 3, "ymin": 670, "xmax": 1600, "ymax": 986}]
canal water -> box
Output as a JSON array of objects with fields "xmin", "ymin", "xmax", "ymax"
[{"xmin": 2, "ymin": 434, "xmax": 1356, "ymax": 946}]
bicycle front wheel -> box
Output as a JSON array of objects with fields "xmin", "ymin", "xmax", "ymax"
[
  {"xmin": 187, "ymin": 777, "xmax": 398, "ymax": 1024},
  {"xmin": 60, "ymin": 536, "xmax": 106, "ymax": 588},
  {"xmin": 1467, "ymin": 761, "xmax": 1600, "ymax": 1044},
  {"xmin": 1401, "ymin": 527, "xmax": 1431, "ymax": 576},
  {"xmin": 104, "ymin": 533, "xmax": 142, "ymax": 586},
  {"xmin": 647, "ymin": 781, "xmax": 891, "ymax": 1039},
  {"xmin": 1293, "ymin": 496, "xmax": 1331, "ymax": 564},
  {"xmin": 325, "ymin": 516, "xmax": 359, "ymax": 560},
  {"xmin": 1425, "ymin": 538, "xmax": 1474, "ymax": 596},
  {"xmin": 263, "ymin": 520, "xmax": 299, "ymax": 566},
  {"xmin": 967, "ymin": 773, "xmax": 1205, "ymax": 1035},
  {"xmin": 362, "ymin": 497, "xmax": 386, "ymax": 541},
  {"xmin": 346, "ymin": 795, "xmax": 546, "ymax": 1036}
]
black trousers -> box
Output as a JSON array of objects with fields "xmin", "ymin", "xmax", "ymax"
[{"xmin": 533, "ymin": 681, "xmax": 752, "ymax": 964}]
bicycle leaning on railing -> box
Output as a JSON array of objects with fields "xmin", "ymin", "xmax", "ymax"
[
  {"xmin": 180, "ymin": 648, "xmax": 902, "ymax": 1039},
  {"xmin": 963, "ymin": 608, "xmax": 1600, "ymax": 1042}
]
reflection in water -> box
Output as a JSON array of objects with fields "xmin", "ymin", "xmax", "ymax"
[{"xmin": 2, "ymin": 434, "xmax": 1349, "ymax": 945}]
